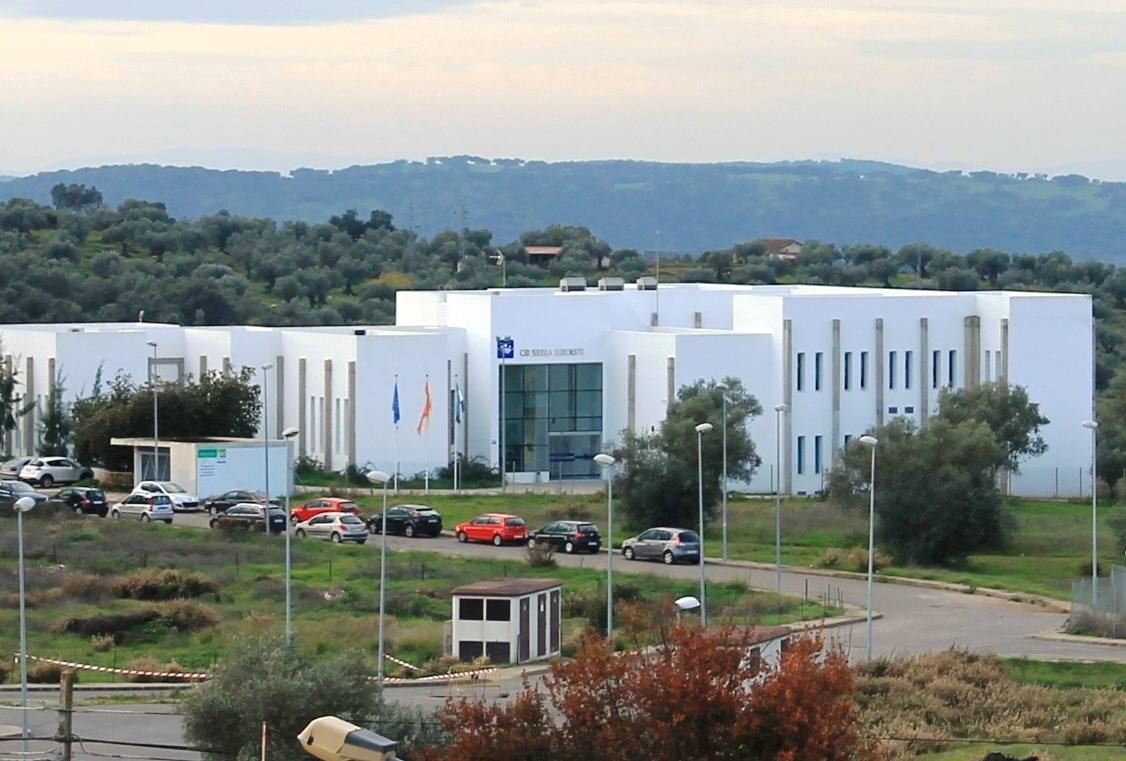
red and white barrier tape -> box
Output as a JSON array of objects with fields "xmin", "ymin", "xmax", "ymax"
[
  {"xmin": 383, "ymin": 654, "xmax": 421, "ymax": 672},
  {"xmin": 18, "ymin": 654, "xmax": 209, "ymax": 681}
]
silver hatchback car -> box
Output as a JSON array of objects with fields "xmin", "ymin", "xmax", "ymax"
[
  {"xmin": 19, "ymin": 457, "xmax": 93, "ymax": 487},
  {"xmin": 621, "ymin": 527, "xmax": 701, "ymax": 565},
  {"xmin": 294, "ymin": 512, "xmax": 368, "ymax": 544}
]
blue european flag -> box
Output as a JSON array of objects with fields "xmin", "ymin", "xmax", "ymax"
[{"xmin": 392, "ymin": 379, "xmax": 401, "ymax": 425}]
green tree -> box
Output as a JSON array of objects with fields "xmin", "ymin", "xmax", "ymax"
[
  {"xmin": 1096, "ymin": 365, "xmax": 1126, "ymax": 489},
  {"xmin": 615, "ymin": 378, "xmax": 761, "ymax": 529},
  {"xmin": 50, "ymin": 183, "xmax": 103, "ymax": 212},
  {"xmin": 38, "ymin": 370, "xmax": 71, "ymax": 457},
  {"xmin": 0, "ymin": 340, "xmax": 33, "ymax": 452},
  {"xmin": 936, "ymin": 382, "xmax": 1049, "ymax": 472},
  {"xmin": 829, "ymin": 418, "xmax": 1008, "ymax": 565}
]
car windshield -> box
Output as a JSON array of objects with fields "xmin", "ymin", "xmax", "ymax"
[
  {"xmin": 339, "ymin": 502, "xmax": 358, "ymax": 511},
  {"xmin": 505, "ymin": 518, "xmax": 525, "ymax": 526},
  {"xmin": 86, "ymin": 490, "xmax": 105, "ymax": 499},
  {"xmin": 151, "ymin": 495, "xmax": 172, "ymax": 505},
  {"xmin": 677, "ymin": 531, "xmax": 700, "ymax": 543},
  {"xmin": 339, "ymin": 515, "xmax": 364, "ymax": 525},
  {"xmin": 577, "ymin": 523, "xmax": 599, "ymax": 534},
  {"xmin": 3, "ymin": 459, "xmax": 24, "ymax": 468},
  {"xmin": 162, "ymin": 483, "xmax": 187, "ymax": 493},
  {"xmin": 267, "ymin": 508, "xmax": 286, "ymax": 517}
]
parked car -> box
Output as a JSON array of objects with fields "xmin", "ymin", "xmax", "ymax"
[
  {"xmin": 455, "ymin": 513, "xmax": 528, "ymax": 546},
  {"xmin": 203, "ymin": 490, "xmax": 281, "ymax": 516},
  {"xmin": 621, "ymin": 527, "xmax": 701, "ymax": 565},
  {"xmin": 0, "ymin": 480, "xmax": 49, "ymax": 510},
  {"xmin": 295, "ymin": 512, "xmax": 368, "ymax": 544},
  {"xmin": 367, "ymin": 504, "xmax": 443, "ymax": 538},
  {"xmin": 133, "ymin": 481, "xmax": 201, "ymax": 512},
  {"xmin": 290, "ymin": 497, "xmax": 360, "ymax": 525},
  {"xmin": 19, "ymin": 456, "xmax": 93, "ymax": 487},
  {"xmin": 109, "ymin": 493, "xmax": 173, "ymax": 523},
  {"xmin": 210, "ymin": 503, "xmax": 287, "ymax": 533},
  {"xmin": 0, "ymin": 457, "xmax": 32, "ymax": 479},
  {"xmin": 49, "ymin": 487, "xmax": 108, "ymax": 517},
  {"xmin": 527, "ymin": 520, "xmax": 602, "ymax": 554}
]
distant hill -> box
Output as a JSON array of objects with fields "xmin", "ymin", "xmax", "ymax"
[{"xmin": 3, "ymin": 157, "xmax": 1125, "ymax": 258}]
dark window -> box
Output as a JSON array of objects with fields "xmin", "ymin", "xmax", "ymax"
[
  {"xmin": 677, "ymin": 531, "xmax": 699, "ymax": 543},
  {"xmin": 948, "ymin": 350, "xmax": 957, "ymax": 387},
  {"xmin": 459, "ymin": 598, "xmax": 484, "ymax": 620},
  {"xmin": 459, "ymin": 640, "xmax": 483, "ymax": 662},
  {"xmin": 486, "ymin": 599, "xmax": 511, "ymax": 621},
  {"xmin": 905, "ymin": 406, "xmax": 915, "ymax": 413},
  {"xmin": 796, "ymin": 436, "xmax": 805, "ymax": 475},
  {"xmin": 889, "ymin": 406, "xmax": 898, "ymax": 414},
  {"xmin": 932, "ymin": 350, "xmax": 941, "ymax": 388},
  {"xmin": 844, "ymin": 351, "xmax": 852, "ymax": 390},
  {"xmin": 796, "ymin": 353, "xmax": 805, "ymax": 391},
  {"xmin": 814, "ymin": 352, "xmax": 823, "ymax": 391},
  {"xmin": 905, "ymin": 351, "xmax": 913, "ymax": 390},
  {"xmin": 860, "ymin": 352, "xmax": 869, "ymax": 389},
  {"xmin": 485, "ymin": 641, "xmax": 510, "ymax": 663},
  {"xmin": 814, "ymin": 435, "xmax": 823, "ymax": 474},
  {"xmin": 888, "ymin": 351, "xmax": 897, "ymax": 389}
]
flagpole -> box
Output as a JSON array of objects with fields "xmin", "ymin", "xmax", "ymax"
[
  {"xmin": 393, "ymin": 373, "xmax": 400, "ymax": 493},
  {"xmin": 453, "ymin": 374, "xmax": 460, "ymax": 494}
]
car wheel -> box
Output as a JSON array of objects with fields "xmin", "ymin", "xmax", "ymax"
[
  {"xmin": 527, "ymin": 537, "xmax": 538, "ymax": 549},
  {"xmin": 663, "ymin": 550, "xmax": 674, "ymax": 565},
  {"xmin": 492, "ymin": 534, "xmax": 503, "ymax": 547},
  {"xmin": 330, "ymin": 532, "xmax": 342, "ymax": 544},
  {"xmin": 209, "ymin": 519, "xmax": 219, "ymax": 529},
  {"xmin": 295, "ymin": 529, "xmax": 306, "ymax": 538},
  {"xmin": 457, "ymin": 531, "xmax": 468, "ymax": 543},
  {"xmin": 140, "ymin": 514, "xmax": 151, "ymax": 523},
  {"xmin": 564, "ymin": 541, "xmax": 575, "ymax": 554},
  {"xmin": 39, "ymin": 474, "xmax": 53, "ymax": 488},
  {"xmin": 73, "ymin": 505, "xmax": 83, "ymax": 514},
  {"xmin": 209, "ymin": 507, "xmax": 217, "ymax": 518},
  {"xmin": 404, "ymin": 524, "xmax": 415, "ymax": 538},
  {"xmin": 623, "ymin": 547, "xmax": 635, "ymax": 561},
  {"xmin": 111, "ymin": 510, "xmax": 120, "ymax": 520}
]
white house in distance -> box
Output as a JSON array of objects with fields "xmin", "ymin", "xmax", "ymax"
[
  {"xmin": 450, "ymin": 578, "xmax": 563, "ymax": 664},
  {"xmin": 0, "ymin": 281, "xmax": 1095, "ymax": 497}
]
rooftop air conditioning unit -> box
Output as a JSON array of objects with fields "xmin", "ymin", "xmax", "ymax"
[
  {"xmin": 559, "ymin": 277, "xmax": 587, "ymax": 292},
  {"xmin": 597, "ymin": 277, "xmax": 624, "ymax": 291},
  {"xmin": 636, "ymin": 276, "xmax": 658, "ymax": 291}
]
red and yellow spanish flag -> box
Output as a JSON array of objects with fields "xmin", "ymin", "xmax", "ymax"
[{"xmin": 416, "ymin": 377, "xmax": 432, "ymax": 436}]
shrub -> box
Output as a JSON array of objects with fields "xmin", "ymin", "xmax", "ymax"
[
  {"xmin": 55, "ymin": 608, "xmax": 160, "ymax": 637},
  {"xmin": 525, "ymin": 542, "xmax": 557, "ymax": 568},
  {"xmin": 815, "ymin": 548, "xmax": 845, "ymax": 569},
  {"xmin": 90, "ymin": 634, "xmax": 115, "ymax": 652},
  {"xmin": 160, "ymin": 601, "xmax": 220, "ymax": 632},
  {"xmin": 1108, "ymin": 506, "xmax": 1126, "ymax": 556},
  {"xmin": 111, "ymin": 569, "xmax": 219, "ymax": 601},
  {"xmin": 124, "ymin": 656, "xmax": 186, "ymax": 683},
  {"xmin": 27, "ymin": 662, "xmax": 79, "ymax": 684},
  {"xmin": 846, "ymin": 548, "xmax": 891, "ymax": 573},
  {"xmin": 0, "ymin": 658, "xmax": 9, "ymax": 682},
  {"xmin": 62, "ymin": 571, "xmax": 112, "ymax": 601},
  {"xmin": 545, "ymin": 500, "xmax": 593, "ymax": 523}
]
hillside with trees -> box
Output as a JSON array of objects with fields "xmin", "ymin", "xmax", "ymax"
[{"xmin": 3, "ymin": 158, "xmax": 1126, "ymax": 258}]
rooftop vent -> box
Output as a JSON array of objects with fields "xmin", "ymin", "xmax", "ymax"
[
  {"xmin": 559, "ymin": 277, "xmax": 587, "ymax": 292},
  {"xmin": 597, "ymin": 277, "xmax": 625, "ymax": 291},
  {"xmin": 636, "ymin": 276, "xmax": 658, "ymax": 291},
  {"xmin": 354, "ymin": 329, "xmax": 367, "ymax": 336}
]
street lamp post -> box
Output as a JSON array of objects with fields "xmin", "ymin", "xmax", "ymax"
[
  {"xmin": 146, "ymin": 341, "xmax": 159, "ymax": 480},
  {"xmin": 261, "ymin": 364, "xmax": 274, "ymax": 537},
  {"xmin": 716, "ymin": 383, "xmax": 729, "ymax": 561},
  {"xmin": 1082, "ymin": 420, "xmax": 1099, "ymax": 607},
  {"xmin": 15, "ymin": 495, "xmax": 36, "ymax": 751},
  {"xmin": 366, "ymin": 469, "xmax": 392, "ymax": 686},
  {"xmin": 593, "ymin": 453, "xmax": 616, "ymax": 641},
  {"xmin": 281, "ymin": 426, "xmax": 300, "ymax": 644},
  {"xmin": 694, "ymin": 422, "xmax": 714, "ymax": 626},
  {"xmin": 773, "ymin": 403, "xmax": 787, "ymax": 596},
  {"xmin": 858, "ymin": 434, "xmax": 879, "ymax": 660}
]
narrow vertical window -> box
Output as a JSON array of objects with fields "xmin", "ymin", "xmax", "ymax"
[
  {"xmin": 814, "ymin": 435, "xmax": 823, "ymax": 474},
  {"xmin": 844, "ymin": 351, "xmax": 852, "ymax": 391},
  {"xmin": 796, "ymin": 352, "xmax": 805, "ymax": 391},
  {"xmin": 948, "ymin": 350, "xmax": 957, "ymax": 387},
  {"xmin": 995, "ymin": 351, "xmax": 1002, "ymax": 380},
  {"xmin": 888, "ymin": 351, "xmax": 897, "ymax": 389},
  {"xmin": 905, "ymin": 351, "xmax": 913, "ymax": 390},
  {"xmin": 796, "ymin": 436, "xmax": 806, "ymax": 475},
  {"xmin": 843, "ymin": 433, "xmax": 853, "ymax": 448},
  {"xmin": 814, "ymin": 352, "xmax": 823, "ymax": 391},
  {"xmin": 932, "ymin": 350, "xmax": 940, "ymax": 389},
  {"xmin": 860, "ymin": 352, "xmax": 869, "ymax": 389},
  {"xmin": 984, "ymin": 350, "xmax": 992, "ymax": 382}
]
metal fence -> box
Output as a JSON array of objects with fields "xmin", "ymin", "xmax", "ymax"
[{"xmin": 1069, "ymin": 565, "xmax": 1126, "ymax": 638}]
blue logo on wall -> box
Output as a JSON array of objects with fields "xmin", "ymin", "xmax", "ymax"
[{"xmin": 496, "ymin": 337, "xmax": 515, "ymax": 359}]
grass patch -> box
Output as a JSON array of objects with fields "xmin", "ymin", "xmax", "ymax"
[{"xmin": 1001, "ymin": 658, "xmax": 1126, "ymax": 690}]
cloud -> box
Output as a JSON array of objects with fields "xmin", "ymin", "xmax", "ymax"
[{"xmin": 0, "ymin": 0, "xmax": 474, "ymax": 25}]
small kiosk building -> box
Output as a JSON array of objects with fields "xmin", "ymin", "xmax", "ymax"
[{"xmin": 450, "ymin": 578, "xmax": 562, "ymax": 664}]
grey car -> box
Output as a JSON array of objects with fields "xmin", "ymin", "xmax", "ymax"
[
  {"xmin": 295, "ymin": 512, "xmax": 368, "ymax": 544},
  {"xmin": 621, "ymin": 527, "xmax": 701, "ymax": 565},
  {"xmin": 0, "ymin": 457, "xmax": 32, "ymax": 479}
]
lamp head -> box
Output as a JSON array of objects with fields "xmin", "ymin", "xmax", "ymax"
[
  {"xmin": 695, "ymin": 422, "xmax": 714, "ymax": 434},
  {"xmin": 774, "ymin": 403, "xmax": 787, "ymax": 413},
  {"xmin": 282, "ymin": 427, "xmax": 301, "ymax": 440},
  {"xmin": 674, "ymin": 596, "xmax": 701, "ymax": 612},
  {"xmin": 858, "ymin": 435, "xmax": 879, "ymax": 447},
  {"xmin": 146, "ymin": 341, "xmax": 157, "ymax": 349},
  {"xmin": 366, "ymin": 470, "xmax": 392, "ymax": 485},
  {"xmin": 1082, "ymin": 420, "xmax": 1099, "ymax": 430},
  {"xmin": 14, "ymin": 496, "xmax": 36, "ymax": 513},
  {"xmin": 593, "ymin": 453, "xmax": 615, "ymax": 467},
  {"xmin": 262, "ymin": 363, "xmax": 274, "ymax": 372},
  {"xmin": 715, "ymin": 382, "xmax": 729, "ymax": 391}
]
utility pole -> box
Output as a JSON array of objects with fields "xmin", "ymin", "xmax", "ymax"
[{"xmin": 55, "ymin": 669, "xmax": 75, "ymax": 761}]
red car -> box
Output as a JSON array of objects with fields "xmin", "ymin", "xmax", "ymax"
[
  {"xmin": 290, "ymin": 497, "xmax": 361, "ymax": 524},
  {"xmin": 455, "ymin": 513, "xmax": 528, "ymax": 546}
]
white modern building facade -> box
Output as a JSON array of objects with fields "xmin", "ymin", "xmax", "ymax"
[{"xmin": 0, "ymin": 282, "xmax": 1094, "ymax": 497}]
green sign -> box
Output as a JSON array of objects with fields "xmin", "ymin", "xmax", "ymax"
[{"xmin": 198, "ymin": 448, "xmax": 227, "ymax": 459}]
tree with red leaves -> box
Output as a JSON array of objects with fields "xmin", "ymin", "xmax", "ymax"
[{"xmin": 420, "ymin": 626, "xmax": 863, "ymax": 761}]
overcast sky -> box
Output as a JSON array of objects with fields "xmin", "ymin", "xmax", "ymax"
[{"xmin": 1, "ymin": 0, "xmax": 1124, "ymax": 178}]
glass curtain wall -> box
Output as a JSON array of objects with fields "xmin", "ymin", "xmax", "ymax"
[{"xmin": 501, "ymin": 362, "xmax": 603, "ymax": 479}]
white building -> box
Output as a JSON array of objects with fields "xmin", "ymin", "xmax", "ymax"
[{"xmin": 0, "ymin": 282, "xmax": 1095, "ymax": 497}]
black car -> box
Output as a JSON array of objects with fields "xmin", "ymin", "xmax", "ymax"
[
  {"xmin": 209, "ymin": 503, "xmax": 287, "ymax": 533},
  {"xmin": 50, "ymin": 487, "xmax": 109, "ymax": 517},
  {"xmin": 204, "ymin": 490, "xmax": 281, "ymax": 516},
  {"xmin": 368, "ymin": 504, "xmax": 443, "ymax": 538},
  {"xmin": 527, "ymin": 520, "xmax": 602, "ymax": 554},
  {"xmin": 0, "ymin": 480, "xmax": 49, "ymax": 511}
]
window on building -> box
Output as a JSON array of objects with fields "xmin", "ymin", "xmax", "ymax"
[
  {"xmin": 889, "ymin": 406, "xmax": 898, "ymax": 414},
  {"xmin": 844, "ymin": 351, "xmax": 852, "ymax": 390},
  {"xmin": 905, "ymin": 351, "xmax": 913, "ymax": 390},
  {"xmin": 995, "ymin": 351, "xmax": 1002, "ymax": 380},
  {"xmin": 319, "ymin": 397, "xmax": 326, "ymax": 451},
  {"xmin": 860, "ymin": 352, "xmax": 869, "ymax": 389},
  {"xmin": 843, "ymin": 434, "xmax": 853, "ymax": 448},
  {"xmin": 796, "ymin": 436, "xmax": 806, "ymax": 475},
  {"xmin": 335, "ymin": 399, "xmax": 342, "ymax": 453},
  {"xmin": 905, "ymin": 406, "xmax": 915, "ymax": 413},
  {"xmin": 932, "ymin": 349, "xmax": 941, "ymax": 389},
  {"xmin": 796, "ymin": 353, "xmax": 805, "ymax": 391},
  {"xmin": 888, "ymin": 351, "xmax": 897, "ymax": 389},
  {"xmin": 486, "ymin": 599, "xmax": 511, "ymax": 621},
  {"xmin": 948, "ymin": 350, "xmax": 957, "ymax": 387},
  {"xmin": 814, "ymin": 435, "xmax": 823, "ymax": 474},
  {"xmin": 459, "ymin": 598, "xmax": 484, "ymax": 621},
  {"xmin": 984, "ymin": 350, "xmax": 992, "ymax": 382},
  {"xmin": 309, "ymin": 396, "xmax": 317, "ymax": 453},
  {"xmin": 814, "ymin": 352, "xmax": 823, "ymax": 391}
]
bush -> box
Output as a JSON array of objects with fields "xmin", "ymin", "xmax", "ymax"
[
  {"xmin": 846, "ymin": 548, "xmax": 891, "ymax": 573},
  {"xmin": 90, "ymin": 634, "xmax": 115, "ymax": 652},
  {"xmin": 27, "ymin": 661, "xmax": 79, "ymax": 684},
  {"xmin": 0, "ymin": 658, "xmax": 9, "ymax": 682},
  {"xmin": 124, "ymin": 656, "xmax": 186, "ymax": 683},
  {"xmin": 525, "ymin": 542, "xmax": 557, "ymax": 568},
  {"xmin": 294, "ymin": 455, "xmax": 326, "ymax": 479},
  {"xmin": 54, "ymin": 601, "xmax": 218, "ymax": 638},
  {"xmin": 62, "ymin": 571, "xmax": 112, "ymax": 601},
  {"xmin": 161, "ymin": 601, "xmax": 220, "ymax": 631},
  {"xmin": 545, "ymin": 500, "xmax": 593, "ymax": 523},
  {"xmin": 1108, "ymin": 506, "xmax": 1126, "ymax": 556},
  {"xmin": 111, "ymin": 569, "xmax": 219, "ymax": 601}
]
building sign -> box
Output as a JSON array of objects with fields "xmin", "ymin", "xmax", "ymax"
[
  {"xmin": 197, "ymin": 447, "xmax": 228, "ymax": 478},
  {"xmin": 496, "ymin": 336, "xmax": 515, "ymax": 359},
  {"xmin": 518, "ymin": 348, "xmax": 585, "ymax": 358}
]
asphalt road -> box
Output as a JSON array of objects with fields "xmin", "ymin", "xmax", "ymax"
[{"xmin": 163, "ymin": 509, "xmax": 1126, "ymax": 664}]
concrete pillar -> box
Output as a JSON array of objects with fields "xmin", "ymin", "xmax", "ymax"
[
  {"xmin": 831, "ymin": 319, "xmax": 841, "ymax": 466},
  {"xmin": 24, "ymin": 356, "xmax": 34, "ymax": 455},
  {"xmin": 323, "ymin": 359, "xmax": 334, "ymax": 469},
  {"xmin": 199, "ymin": 355, "xmax": 208, "ymax": 379},
  {"xmin": 874, "ymin": 318, "xmax": 885, "ymax": 427},
  {"xmin": 919, "ymin": 317, "xmax": 930, "ymax": 426},
  {"xmin": 627, "ymin": 354, "xmax": 637, "ymax": 435},
  {"xmin": 782, "ymin": 319, "xmax": 793, "ymax": 494},
  {"xmin": 275, "ymin": 356, "xmax": 285, "ymax": 434},
  {"xmin": 1000, "ymin": 318, "xmax": 1010, "ymax": 385},
  {"xmin": 297, "ymin": 358, "xmax": 307, "ymax": 457},
  {"xmin": 348, "ymin": 360, "xmax": 357, "ymax": 467},
  {"xmin": 47, "ymin": 358, "xmax": 56, "ymax": 394},
  {"xmin": 666, "ymin": 357, "xmax": 675, "ymax": 414},
  {"xmin": 222, "ymin": 356, "xmax": 231, "ymax": 375},
  {"xmin": 964, "ymin": 315, "xmax": 981, "ymax": 389}
]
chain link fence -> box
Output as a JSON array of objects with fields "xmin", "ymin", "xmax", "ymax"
[{"xmin": 1069, "ymin": 565, "xmax": 1126, "ymax": 638}]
